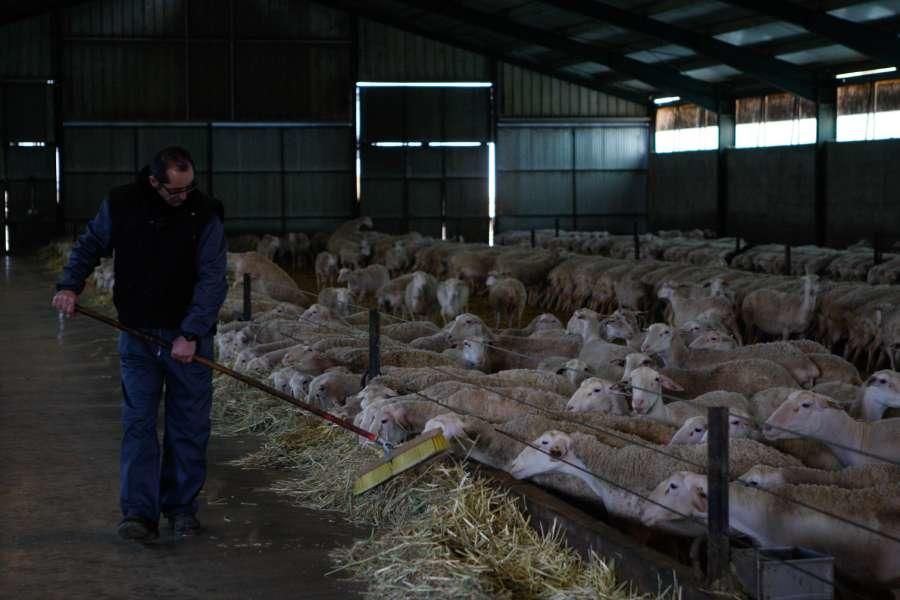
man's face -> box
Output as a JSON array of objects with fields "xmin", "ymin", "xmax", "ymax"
[{"xmin": 150, "ymin": 165, "xmax": 195, "ymax": 207}]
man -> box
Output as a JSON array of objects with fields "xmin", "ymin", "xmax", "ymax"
[{"xmin": 52, "ymin": 146, "xmax": 228, "ymax": 542}]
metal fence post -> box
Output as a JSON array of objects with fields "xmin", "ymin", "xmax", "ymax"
[
  {"xmin": 555, "ymin": 217, "xmax": 559, "ymax": 238},
  {"xmin": 707, "ymin": 406, "xmax": 730, "ymax": 583},
  {"xmin": 530, "ymin": 229, "xmax": 536, "ymax": 248},
  {"xmin": 242, "ymin": 273, "xmax": 252, "ymax": 321},
  {"xmin": 367, "ymin": 308, "xmax": 381, "ymax": 382},
  {"xmin": 633, "ymin": 221, "xmax": 640, "ymax": 260},
  {"xmin": 783, "ymin": 244, "xmax": 792, "ymax": 276}
]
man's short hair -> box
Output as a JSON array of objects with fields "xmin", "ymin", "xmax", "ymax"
[{"xmin": 151, "ymin": 146, "xmax": 195, "ymax": 183}]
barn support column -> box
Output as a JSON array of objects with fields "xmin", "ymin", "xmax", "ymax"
[
  {"xmin": 716, "ymin": 99, "xmax": 735, "ymax": 238},
  {"xmin": 815, "ymin": 85, "xmax": 836, "ymax": 247}
]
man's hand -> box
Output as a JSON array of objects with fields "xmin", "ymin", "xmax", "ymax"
[
  {"xmin": 171, "ymin": 336, "xmax": 197, "ymax": 363},
  {"xmin": 52, "ymin": 290, "xmax": 78, "ymax": 317}
]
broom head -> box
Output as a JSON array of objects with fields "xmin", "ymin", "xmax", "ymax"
[{"xmin": 353, "ymin": 429, "xmax": 450, "ymax": 495}]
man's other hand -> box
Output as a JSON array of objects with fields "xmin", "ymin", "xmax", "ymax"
[
  {"xmin": 171, "ymin": 336, "xmax": 197, "ymax": 363},
  {"xmin": 52, "ymin": 290, "xmax": 78, "ymax": 317}
]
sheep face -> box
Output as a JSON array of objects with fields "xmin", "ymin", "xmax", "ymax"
[
  {"xmin": 557, "ymin": 359, "xmax": 593, "ymax": 386},
  {"xmin": 620, "ymin": 352, "xmax": 655, "ymax": 381},
  {"xmin": 679, "ymin": 320, "xmax": 708, "ymax": 345},
  {"xmin": 300, "ymin": 303, "xmax": 335, "ymax": 324},
  {"xmin": 566, "ymin": 377, "xmax": 625, "ymax": 414},
  {"xmin": 604, "ymin": 311, "xmax": 639, "ymax": 342},
  {"xmin": 669, "ymin": 416, "xmax": 708, "ymax": 445},
  {"xmin": 508, "ymin": 430, "xmax": 574, "ymax": 480},
  {"xmin": 657, "ymin": 282, "xmax": 676, "ymax": 301},
  {"xmin": 688, "ymin": 330, "xmax": 737, "ymax": 351},
  {"xmin": 289, "ymin": 374, "xmax": 313, "ymax": 399},
  {"xmin": 864, "ymin": 370, "xmax": 900, "ymax": 408},
  {"xmin": 627, "ymin": 367, "xmax": 683, "ymax": 415},
  {"xmin": 461, "ymin": 338, "xmax": 487, "ymax": 370},
  {"xmin": 640, "ymin": 323, "xmax": 674, "ymax": 355},
  {"xmin": 448, "ymin": 313, "xmax": 490, "ymax": 343},
  {"xmin": 738, "ymin": 465, "xmax": 785, "ymax": 490},
  {"xmin": 355, "ymin": 404, "xmax": 409, "ymax": 446},
  {"xmin": 566, "ymin": 309, "xmax": 601, "ymax": 340},
  {"xmin": 763, "ymin": 390, "xmax": 833, "ymax": 441},
  {"xmin": 641, "ymin": 471, "xmax": 708, "ymax": 528}
]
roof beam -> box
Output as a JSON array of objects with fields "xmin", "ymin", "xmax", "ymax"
[
  {"xmin": 316, "ymin": 0, "xmax": 650, "ymax": 106},
  {"xmin": 0, "ymin": 1, "xmax": 90, "ymax": 26},
  {"xmin": 718, "ymin": 0, "xmax": 900, "ymax": 67},
  {"xmin": 396, "ymin": 0, "xmax": 722, "ymax": 111},
  {"xmin": 541, "ymin": 0, "xmax": 819, "ymax": 100}
]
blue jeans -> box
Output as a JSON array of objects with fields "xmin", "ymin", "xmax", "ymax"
[{"xmin": 118, "ymin": 329, "xmax": 213, "ymax": 522}]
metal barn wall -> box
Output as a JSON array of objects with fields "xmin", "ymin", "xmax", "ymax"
[
  {"xmin": 496, "ymin": 122, "xmax": 649, "ymax": 234},
  {"xmin": 0, "ymin": 15, "xmax": 57, "ymax": 251},
  {"xmin": 726, "ymin": 146, "xmax": 816, "ymax": 244},
  {"xmin": 500, "ymin": 64, "xmax": 648, "ymax": 119},
  {"xmin": 61, "ymin": 0, "xmax": 353, "ymax": 121},
  {"xmin": 826, "ymin": 139, "xmax": 900, "ymax": 247},
  {"xmin": 358, "ymin": 19, "xmax": 489, "ymax": 81},
  {"xmin": 648, "ymin": 151, "xmax": 718, "ymax": 232},
  {"xmin": 63, "ymin": 123, "xmax": 354, "ymax": 233}
]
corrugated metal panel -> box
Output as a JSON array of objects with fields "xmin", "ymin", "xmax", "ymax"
[
  {"xmin": 361, "ymin": 180, "xmax": 404, "ymax": 217},
  {"xmin": 407, "ymin": 149, "xmax": 442, "ymax": 178},
  {"xmin": 5, "ymin": 84, "xmax": 54, "ymax": 142},
  {"xmin": 362, "ymin": 147, "xmax": 403, "ymax": 178},
  {"xmin": 0, "ymin": 15, "xmax": 53, "ymax": 78},
  {"xmin": 213, "ymin": 173, "xmax": 281, "ymax": 216},
  {"xmin": 136, "ymin": 127, "xmax": 209, "ymax": 170},
  {"xmin": 500, "ymin": 64, "xmax": 648, "ymax": 118},
  {"xmin": 405, "ymin": 89, "xmax": 443, "ymax": 140},
  {"xmin": 6, "ymin": 147, "xmax": 55, "ymax": 179},
  {"xmin": 826, "ymin": 139, "xmax": 900, "ymax": 247},
  {"xmin": 576, "ymin": 172, "xmax": 647, "ymax": 213},
  {"xmin": 235, "ymin": 0, "xmax": 349, "ymax": 39},
  {"xmin": 575, "ymin": 126, "xmax": 648, "ymax": 170},
  {"xmin": 361, "ymin": 88, "xmax": 405, "ymax": 141},
  {"xmin": 64, "ymin": 0, "xmax": 184, "ymax": 36},
  {"xmin": 65, "ymin": 174, "xmax": 131, "ymax": 218},
  {"xmin": 497, "ymin": 128, "xmax": 572, "ymax": 171},
  {"xmin": 648, "ymin": 151, "xmax": 717, "ymax": 232},
  {"xmin": 235, "ymin": 43, "xmax": 351, "ymax": 120},
  {"xmin": 64, "ymin": 43, "xmax": 185, "ymax": 119},
  {"xmin": 727, "ymin": 146, "xmax": 815, "ymax": 244},
  {"xmin": 446, "ymin": 147, "xmax": 486, "ymax": 177},
  {"xmin": 212, "ymin": 128, "xmax": 281, "ymax": 171},
  {"xmin": 188, "ymin": 42, "xmax": 229, "ymax": 120},
  {"xmin": 358, "ymin": 19, "xmax": 489, "ymax": 81},
  {"xmin": 408, "ymin": 180, "xmax": 441, "ymax": 216},
  {"xmin": 285, "ymin": 173, "xmax": 354, "ymax": 216},
  {"xmin": 283, "ymin": 127, "xmax": 352, "ymax": 172},
  {"xmin": 64, "ymin": 127, "xmax": 136, "ymax": 172},
  {"xmin": 497, "ymin": 171, "xmax": 573, "ymax": 216}
]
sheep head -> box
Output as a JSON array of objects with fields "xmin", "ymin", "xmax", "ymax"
[
  {"xmin": 423, "ymin": 413, "xmax": 468, "ymax": 441},
  {"xmin": 566, "ymin": 308, "xmax": 601, "ymax": 341},
  {"xmin": 738, "ymin": 465, "xmax": 785, "ymax": 490},
  {"xmin": 566, "ymin": 377, "xmax": 624, "ymax": 414},
  {"xmin": 627, "ymin": 366, "xmax": 683, "ymax": 415},
  {"xmin": 763, "ymin": 390, "xmax": 834, "ymax": 441},
  {"xmin": 619, "ymin": 352, "xmax": 655, "ymax": 381},
  {"xmin": 688, "ymin": 330, "xmax": 737, "ymax": 351},
  {"xmin": 448, "ymin": 313, "xmax": 493, "ymax": 343},
  {"xmin": 864, "ymin": 370, "xmax": 900, "ymax": 408},
  {"xmin": 669, "ymin": 416, "xmax": 708, "ymax": 445},
  {"xmin": 461, "ymin": 338, "xmax": 488, "ymax": 371},
  {"xmin": 641, "ymin": 471, "xmax": 708, "ymax": 528},
  {"xmin": 508, "ymin": 430, "xmax": 575, "ymax": 480},
  {"xmin": 640, "ymin": 323, "xmax": 675, "ymax": 355},
  {"xmin": 604, "ymin": 310, "xmax": 639, "ymax": 342},
  {"xmin": 556, "ymin": 358, "xmax": 593, "ymax": 386}
]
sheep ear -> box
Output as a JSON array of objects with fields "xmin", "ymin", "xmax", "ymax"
[{"xmin": 659, "ymin": 374, "xmax": 684, "ymax": 392}]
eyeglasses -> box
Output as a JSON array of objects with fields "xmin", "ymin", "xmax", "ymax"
[{"xmin": 160, "ymin": 181, "xmax": 196, "ymax": 196}]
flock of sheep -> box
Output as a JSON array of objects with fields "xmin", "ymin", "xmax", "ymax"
[{"xmin": 54, "ymin": 216, "xmax": 900, "ymax": 593}]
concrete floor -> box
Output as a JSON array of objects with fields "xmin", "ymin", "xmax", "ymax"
[{"xmin": 0, "ymin": 257, "xmax": 364, "ymax": 600}]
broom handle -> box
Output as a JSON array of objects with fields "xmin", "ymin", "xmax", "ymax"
[{"xmin": 74, "ymin": 305, "xmax": 378, "ymax": 442}]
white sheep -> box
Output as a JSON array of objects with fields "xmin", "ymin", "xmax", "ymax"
[
  {"xmin": 641, "ymin": 471, "xmax": 900, "ymax": 588},
  {"xmin": 306, "ymin": 371, "xmax": 362, "ymax": 410},
  {"xmin": 564, "ymin": 377, "xmax": 630, "ymax": 415},
  {"xmin": 852, "ymin": 370, "xmax": 900, "ymax": 421},
  {"xmin": 436, "ymin": 278, "xmax": 470, "ymax": 325},
  {"xmin": 404, "ymin": 271, "xmax": 438, "ymax": 320},
  {"xmin": 741, "ymin": 274, "xmax": 820, "ymax": 342},
  {"xmin": 316, "ymin": 287, "xmax": 353, "ymax": 317},
  {"xmin": 738, "ymin": 463, "xmax": 900, "ymax": 490},
  {"xmin": 486, "ymin": 272, "xmax": 527, "ymax": 329},
  {"xmin": 764, "ymin": 390, "xmax": 900, "ymax": 466}
]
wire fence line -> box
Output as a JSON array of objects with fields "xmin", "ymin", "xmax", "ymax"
[
  {"xmin": 222, "ymin": 293, "xmax": 891, "ymax": 597},
  {"xmin": 245, "ymin": 291, "xmax": 900, "ymax": 551}
]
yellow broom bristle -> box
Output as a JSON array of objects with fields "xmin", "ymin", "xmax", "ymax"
[{"xmin": 353, "ymin": 430, "xmax": 450, "ymax": 495}]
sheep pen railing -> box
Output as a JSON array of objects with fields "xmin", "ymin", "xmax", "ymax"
[{"xmin": 229, "ymin": 277, "xmax": 899, "ymax": 600}]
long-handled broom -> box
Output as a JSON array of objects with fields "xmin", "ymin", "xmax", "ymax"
[{"xmin": 74, "ymin": 305, "xmax": 448, "ymax": 494}]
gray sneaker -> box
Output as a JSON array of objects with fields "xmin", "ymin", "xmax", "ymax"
[
  {"xmin": 117, "ymin": 517, "xmax": 159, "ymax": 542},
  {"xmin": 170, "ymin": 514, "xmax": 204, "ymax": 537}
]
